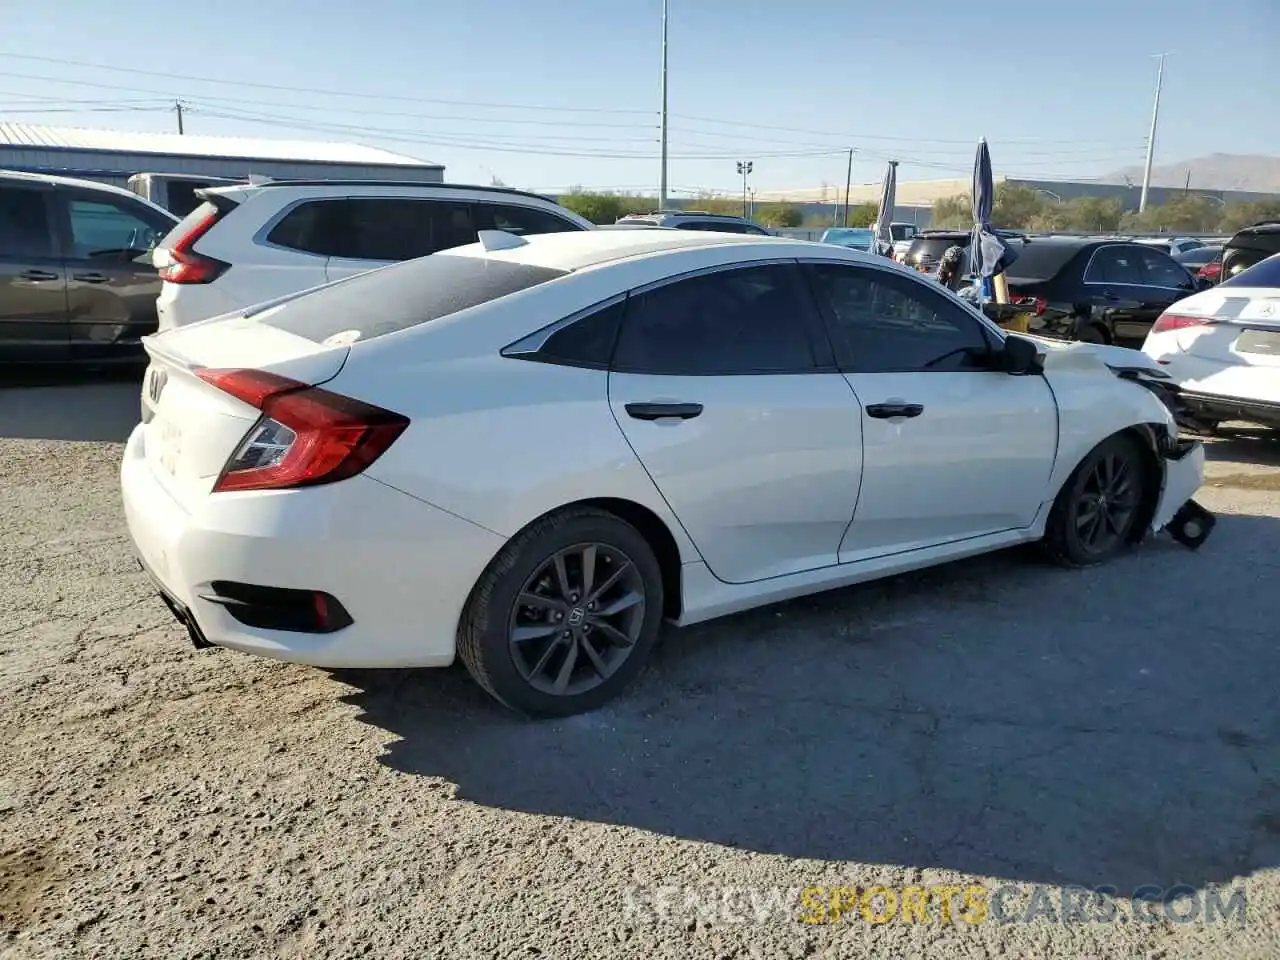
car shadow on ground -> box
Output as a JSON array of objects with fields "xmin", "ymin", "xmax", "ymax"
[
  {"xmin": 0, "ymin": 366, "xmax": 144, "ymax": 443},
  {"xmin": 338, "ymin": 514, "xmax": 1280, "ymax": 895}
]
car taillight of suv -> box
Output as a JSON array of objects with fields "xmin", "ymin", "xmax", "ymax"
[{"xmin": 156, "ymin": 201, "xmax": 232, "ymax": 285}]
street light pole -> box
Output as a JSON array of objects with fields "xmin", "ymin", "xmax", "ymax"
[
  {"xmin": 843, "ymin": 148, "xmax": 855, "ymax": 226},
  {"xmin": 658, "ymin": 0, "xmax": 669, "ymax": 209},
  {"xmin": 1139, "ymin": 53, "xmax": 1168, "ymax": 214},
  {"xmin": 736, "ymin": 160, "xmax": 753, "ymax": 218}
]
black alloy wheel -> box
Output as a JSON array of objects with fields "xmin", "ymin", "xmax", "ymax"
[
  {"xmin": 508, "ymin": 542, "xmax": 646, "ymax": 697},
  {"xmin": 457, "ymin": 507, "xmax": 664, "ymax": 717},
  {"xmin": 1042, "ymin": 433, "xmax": 1150, "ymax": 567}
]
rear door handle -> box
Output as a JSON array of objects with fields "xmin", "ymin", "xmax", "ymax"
[
  {"xmin": 72, "ymin": 272, "xmax": 110, "ymax": 284},
  {"xmin": 625, "ymin": 402, "xmax": 703, "ymax": 421},
  {"xmin": 19, "ymin": 269, "xmax": 59, "ymax": 281},
  {"xmin": 865, "ymin": 402, "xmax": 924, "ymax": 420}
]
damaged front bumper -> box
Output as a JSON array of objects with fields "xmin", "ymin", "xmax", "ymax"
[{"xmin": 1150, "ymin": 436, "xmax": 1215, "ymax": 549}]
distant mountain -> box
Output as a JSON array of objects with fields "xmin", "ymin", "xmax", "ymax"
[{"xmin": 1102, "ymin": 154, "xmax": 1280, "ymax": 194}]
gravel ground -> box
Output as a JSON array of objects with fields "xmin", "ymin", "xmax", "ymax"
[{"xmin": 2, "ymin": 374, "xmax": 1279, "ymax": 960}]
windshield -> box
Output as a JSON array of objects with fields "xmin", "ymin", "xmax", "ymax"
[{"xmin": 822, "ymin": 228, "xmax": 874, "ymax": 248}]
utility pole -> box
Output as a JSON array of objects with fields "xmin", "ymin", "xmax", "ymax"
[
  {"xmin": 843, "ymin": 148, "xmax": 855, "ymax": 227},
  {"xmin": 658, "ymin": 0, "xmax": 669, "ymax": 209},
  {"xmin": 174, "ymin": 100, "xmax": 185, "ymax": 135},
  {"xmin": 1138, "ymin": 53, "xmax": 1168, "ymax": 214},
  {"xmin": 736, "ymin": 160, "xmax": 753, "ymax": 218}
]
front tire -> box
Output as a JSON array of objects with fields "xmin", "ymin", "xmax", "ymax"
[
  {"xmin": 457, "ymin": 507, "xmax": 664, "ymax": 717},
  {"xmin": 1042, "ymin": 433, "xmax": 1150, "ymax": 567}
]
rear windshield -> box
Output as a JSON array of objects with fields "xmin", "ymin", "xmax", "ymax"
[
  {"xmin": 1218, "ymin": 252, "xmax": 1280, "ymax": 289},
  {"xmin": 252, "ymin": 253, "xmax": 568, "ymax": 343},
  {"xmin": 1003, "ymin": 242, "xmax": 1084, "ymax": 282}
]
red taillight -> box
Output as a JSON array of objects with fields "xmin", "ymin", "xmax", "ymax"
[
  {"xmin": 1151, "ymin": 313, "xmax": 1217, "ymax": 334},
  {"xmin": 1198, "ymin": 262, "xmax": 1222, "ymax": 280},
  {"xmin": 1012, "ymin": 295, "xmax": 1047, "ymax": 316},
  {"xmin": 158, "ymin": 208, "xmax": 229, "ymax": 285},
  {"xmin": 195, "ymin": 368, "xmax": 409, "ymax": 493}
]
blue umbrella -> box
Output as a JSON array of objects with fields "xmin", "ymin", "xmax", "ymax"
[
  {"xmin": 870, "ymin": 161, "xmax": 898, "ymax": 257},
  {"xmin": 970, "ymin": 138, "xmax": 1018, "ymax": 289}
]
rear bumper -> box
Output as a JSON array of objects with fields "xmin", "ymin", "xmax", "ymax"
[
  {"xmin": 1179, "ymin": 391, "xmax": 1280, "ymax": 428},
  {"xmin": 120, "ymin": 423, "xmax": 506, "ymax": 667}
]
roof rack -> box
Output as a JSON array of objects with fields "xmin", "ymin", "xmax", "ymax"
[{"xmin": 233, "ymin": 178, "xmax": 557, "ymax": 203}]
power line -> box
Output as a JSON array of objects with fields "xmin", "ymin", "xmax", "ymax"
[{"xmin": 0, "ymin": 52, "xmax": 656, "ymax": 115}]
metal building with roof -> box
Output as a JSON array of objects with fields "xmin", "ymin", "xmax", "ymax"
[{"xmin": 0, "ymin": 122, "xmax": 445, "ymax": 187}]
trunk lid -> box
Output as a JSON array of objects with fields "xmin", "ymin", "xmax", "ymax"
[
  {"xmin": 139, "ymin": 310, "xmax": 351, "ymax": 511},
  {"xmin": 1176, "ymin": 288, "xmax": 1280, "ymax": 367}
]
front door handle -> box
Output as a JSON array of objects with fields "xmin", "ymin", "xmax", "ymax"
[
  {"xmin": 865, "ymin": 402, "xmax": 924, "ymax": 420},
  {"xmin": 72, "ymin": 272, "xmax": 110, "ymax": 284},
  {"xmin": 625, "ymin": 402, "xmax": 703, "ymax": 421},
  {"xmin": 19, "ymin": 269, "xmax": 59, "ymax": 281}
]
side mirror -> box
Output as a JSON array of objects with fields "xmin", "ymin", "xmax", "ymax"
[{"xmin": 1000, "ymin": 334, "xmax": 1044, "ymax": 376}]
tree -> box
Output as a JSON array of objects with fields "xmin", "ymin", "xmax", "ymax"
[
  {"xmin": 1030, "ymin": 196, "xmax": 1125, "ymax": 233},
  {"xmin": 557, "ymin": 189, "xmax": 654, "ymax": 224},
  {"xmin": 756, "ymin": 202, "xmax": 803, "ymax": 228},
  {"xmin": 991, "ymin": 184, "xmax": 1046, "ymax": 229},
  {"xmin": 930, "ymin": 193, "xmax": 969, "ymax": 229},
  {"xmin": 1120, "ymin": 194, "xmax": 1222, "ymax": 233},
  {"xmin": 845, "ymin": 202, "xmax": 879, "ymax": 227},
  {"xmin": 1219, "ymin": 199, "xmax": 1280, "ymax": 233}
]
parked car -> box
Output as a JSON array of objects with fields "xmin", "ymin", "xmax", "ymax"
[
  {"xmin": 122, "ymin": 228, "xmax": 1206, "ymax": 717},
  {"xmin": 820, "ymin": 226, "xmax": 875, "ymax": 250},
  {"xmin": 1135, "ymin": 237, "xmax": 1207, "ymax": 257},
  {"xmin": 1002, "ymin": 237, "xmax": 1207, "ymax": 343},
  {"xmin": 1, "ymin": 169, "xmax": 177, "ymax": 364},
  {"xmin": 1220, "ymin": 221, "xmax": 1280, "ymax": 281},
  {"xmin": 127, "ymin": 172, "xmax": 246, "ymax": 218},
  {"xmin": 615, "ymin": 210, "xmax": 772, "ymax": 234},
  {"xmin": 1197, "ymin": 256, "xmax": 1224, "ymax": 285},
  {"xmin": 899, "ymin": 228, "xmax": 1028, "ymax": 274},
  {"xmin": 152, "ymin": 180, "xmax": 594, "ymax": 330},
  {"xmin": 1141, "ymin": 252, "xmax": 1280, "ymax": 432},
  {"xmin": 1173, "ymin": 244, "xmax": 1223, "ymax": 271}
]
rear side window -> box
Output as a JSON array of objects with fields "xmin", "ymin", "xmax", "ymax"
[
  {"xmin": 253, "ymin": 253, "xmax": 567, "ymax": 343},
  {"xmin": 481, "ymin": 203, "xmax": 581, "ymax": 236},
  {"xmin": 1084, "ymin": 247, "xmax": 1142, "ymax": 284},
  {"xmin": 0, "ymin": 186, "xmax": 54, "ymax": 258},
  {"xmin": 1136, "ymin": 247, "xmax": 1192, "ymax": 288},
  {"xmin": 1219, "ymin": 253, "xmax": 1280, "ymax": 289},
  {"xmin": 265, "ymin": 198, "xmax": 478, "ymax": 261}
]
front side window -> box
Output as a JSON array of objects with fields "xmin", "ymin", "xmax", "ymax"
[
  {"xmin": 0, "ymin": 186, "xmax": 54, "ymax": 258},
  {"xmin": 612, "ymin": 263, "xmax": 820, "ymax": 375},
  {"xmin": 1137, "ymin": 247, "xmax": 1193, "ymax": 288},
  {"xmin": 66, "ymin": 197, "xmax": 166, "ymax": 259},
  {"xmin": 807, "ymin": 263, "xmax": 990, "ymax": 373},
  {"xmin": 1085, "ymin": 247, "xmax": 1142, "ymax": 285}
]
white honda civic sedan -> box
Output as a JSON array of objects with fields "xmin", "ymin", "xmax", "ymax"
[
  {"xmin": 121, "ymin": 228, "xmax": 1210, "ymax": 716},
  {"xmin": 1141, "ymin": 252, "xmax": 1280, "ymax": 433}
]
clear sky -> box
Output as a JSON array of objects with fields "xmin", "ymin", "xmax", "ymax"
[{"xmin": 1, "ymin": 0, "xmax": 1276, "ymax": 198}]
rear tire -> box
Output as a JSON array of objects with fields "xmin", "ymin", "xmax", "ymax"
[
  {"xmin": 457, "ymin": 507, "xmax": 664, "ymax": 717},
  {"xmin": 1041, "ymin": 433, "xmax": 1150, "ymax": 567}
]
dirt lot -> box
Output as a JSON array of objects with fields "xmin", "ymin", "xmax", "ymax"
[{"xmin": 2, "ymin": 373, "xmax": 1279, "ymax": 960}]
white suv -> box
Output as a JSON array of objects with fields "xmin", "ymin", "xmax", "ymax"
[{"xmin": 153, "ymin": 180, "xmax": 594, "ymax": 329}]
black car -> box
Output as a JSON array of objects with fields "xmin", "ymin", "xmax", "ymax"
[
  {"xmin": 900, "ymin": 228, "xmax": 1028, "ymax": 273},
  {"xmin": 1003, "ymin": 237, "xmax": 1209, "ymax": 344},
  {"xmin": 1, "ymin": 170, "xmax": 177, "ymax": 364},
  {"xmin": 1221, "ymin": 221, "xmax": 1280, "ymax": 281}
]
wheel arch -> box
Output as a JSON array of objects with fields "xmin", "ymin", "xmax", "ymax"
[{"xmin": 1048, "ymin": 422, "xmax": 1167, "ymax": 543}]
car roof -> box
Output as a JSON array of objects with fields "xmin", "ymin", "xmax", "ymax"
[
  {"xmin": 444, "ymin": 228, "xmax": 822, "ymax": 273},
  {"xmin": 0, "ymin": 167, "xmax": 179, "ymax": 219}
]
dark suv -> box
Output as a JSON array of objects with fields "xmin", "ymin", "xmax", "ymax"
[
  {"xmin": 616, "ymin": 211, "xmax": 773, "ymax": 234},
  {"xmin": 1, "ymin": 170, "xmax": 177, "ymax": 364},
  {"xmin": 1221, "ymin": 221, "xmax": 1280, "ymax": 281}
]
